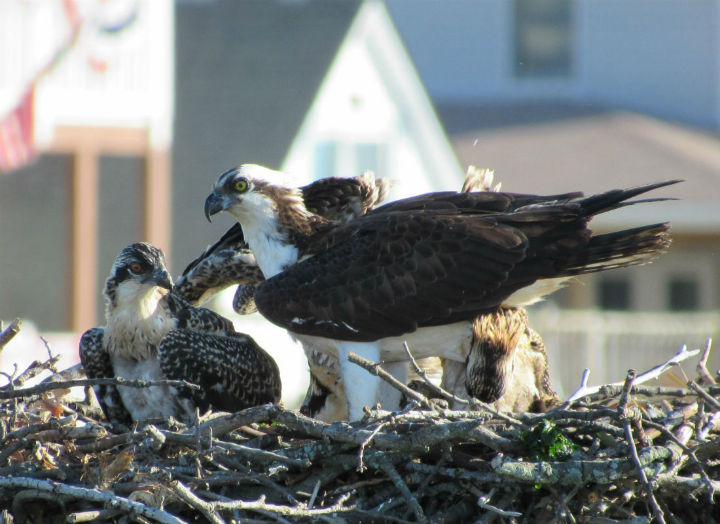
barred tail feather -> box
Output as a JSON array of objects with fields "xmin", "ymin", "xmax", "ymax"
[{"xmin": 560, "ymin": 222, "xmax": 671, "ymax": 275}]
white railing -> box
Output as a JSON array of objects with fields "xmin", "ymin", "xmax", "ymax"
[{"xmin": 527, "ymin": 308, "xmax": 720, "ymax": 397}]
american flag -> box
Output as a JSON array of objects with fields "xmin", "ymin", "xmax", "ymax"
[{"xmin": 0, "ymin": 87, "xmax": 35, "ymax": 174}]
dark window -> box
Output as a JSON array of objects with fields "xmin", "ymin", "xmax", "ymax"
[
  {"xmin": 514, "ymin": 0, "xmax": 573, "ymax": 78},
  {"xmin": 668, "ymin": 277, "xmax": 699, "ymax": 311},
  {"xmin": 597, "ymin": 278, "xmax": 631, "ymax": 310},
  {"xmin": 0, "ymin": 154, "xmax": 72, "ymax": 330}
]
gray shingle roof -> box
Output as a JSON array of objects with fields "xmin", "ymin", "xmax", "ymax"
[{"xmin": 436, "ymin": 101, "xmax": 720, "ymax": 221}]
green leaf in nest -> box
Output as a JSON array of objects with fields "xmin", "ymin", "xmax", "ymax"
[{"xmin": 521, "ymin": 419, "xmax": 577, "ymax": 461}]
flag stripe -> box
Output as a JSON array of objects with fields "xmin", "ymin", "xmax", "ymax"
[{"xmin": 0, "ymin": 88, "xmax": 35, "ymax": 174}]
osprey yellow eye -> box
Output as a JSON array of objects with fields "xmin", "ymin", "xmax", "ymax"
[
  {"xmin": 234, "ymin": 178, "xmax": 249, "ymax": 192},
  {"xmin": 129, "ymin": 263, "xmax": 143, "ymax": 274}
]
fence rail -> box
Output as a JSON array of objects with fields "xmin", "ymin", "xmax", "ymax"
[{"xmin": 527, "ymin": 308, "xmax": 720, "ymax": 397}]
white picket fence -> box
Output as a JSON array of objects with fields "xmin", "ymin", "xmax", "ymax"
[{"xmin": 527, "ymin": 308, "xmax": 720, "ymax": 397}]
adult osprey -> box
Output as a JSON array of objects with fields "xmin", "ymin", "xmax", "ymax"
[
  {"xmin": 204, "ymin": 164, "xmax": 676, "ymax": 419},
  {"xmin": 300, "ymin": 168, "xmax": 558, "ymax": 421},
  {"xmin": 175, "ymin": 172, "xmax": 390, "ymax": 311},
  {"xmin": 174, "ymin": 173, "xmax": 390, "ymax": 420},
  {"xmin": 79, "ymin": 242, "xmax": 281, "ymax": 426}
]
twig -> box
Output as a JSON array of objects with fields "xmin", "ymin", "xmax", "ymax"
[
  {"xmin": 377, "ymin": 458, "xmax": 427, "ymax": 523},
  {"xmin": 697, "ymin": 339, "xmax": 715, "ymax": 385},
  {"xmin": 687, "ymin": 380, "xmax": 720, "ymax": 412},
  {"xmin": 0, "ymin": 415, "xmax": 78, "ymax": 445},
  {"xmin": 307, "ymin": 480, "xmax": 321, "ymax": 510},
  {"xmin": 168, "ymin": 481, "xmax": 226, "ymax": 524},
  {"xmin": 561, "ymin": 368, "xmax": 592, "ymax": 408},
  {"xmin": 66, "ymin": 509, "xmax": 123, "ymax": 523},
  {"xmin": 642, "ymin": 418, "xmax": 715, "ymax": 501},
  {"xmin": 0, "ymin": 377, "xmax": 201, "ymax": 399},
  {"xmin": 464, "ymin": 484, "xmax": 523, "ymax": 518},
  {"xmin": 346, "ymin": 352, "xmax": 433, "ymax": 409},
  {"xmin": 211, "ymin": 493, "xmax": 353, "ymax": 517},
  {"xmin": 357, "ymin": 421, "xmax": 389, "ymax": 472},
  {"xmin": 0, "ymin": 319, "xmax": 22, "ymax": 352},
  {"xmin": 618, "ymin": 370, "xmax": 666, "ymax": 524},
  {"xmin": 565, "ymin": 345, "xmax": 701, "ymax": 405},
  {"xmin": 0, "ymin": 477, "xmax": 188, "ymax": 524},
  {"xmin": 2, "ymin": 355, "xmax": 62, "ymax": 390}
]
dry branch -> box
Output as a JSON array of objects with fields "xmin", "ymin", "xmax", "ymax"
[{"xmin": 0, "ymin": 322, "xmax": 718, "ymax": 524}]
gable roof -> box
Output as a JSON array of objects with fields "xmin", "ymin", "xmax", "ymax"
[
  {"xmin": 174, "ymin": 0, "xmax": 361, "ymax": 172},
  {"xmin": 283, "ymin": 0, "xmax": 462, "ymax": 193},
  {"xmin": 172, "ymin": 0, "xmax": 361, "ymax": 271},
  {"xmin": 437, "ymin": 101, "xmax": 720, "ymax": 232}
]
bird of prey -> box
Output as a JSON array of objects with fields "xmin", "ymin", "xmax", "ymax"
[
  {"xmin": 204, "ymin": 164, "xmax": 676, "ymax": 419},
  {"xmin": 79, "ymin": 242, "xmax": 281, "ymax": 426},
  {"xmin": 174, "ymin": 172, "xmax": 390, "ymax": 420},
  {"xmin": 441, "ymin": 306, "xmax": 558, "ymax": 412},
  {"xmin": 174, "ymin": 171, "xmax": 390, "ymax": 311},
  {"xmin": 300, "ymin": 168, "xmax": 557, "ymax": 421}
]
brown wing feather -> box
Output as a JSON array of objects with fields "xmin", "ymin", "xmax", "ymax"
[
  {"xmin": 255, "ymin": 212, "xmax": 529, "ymax": 341},
  {"xmin": 255, "ymin": 181, "xmax": 676, "ymax": 342}
]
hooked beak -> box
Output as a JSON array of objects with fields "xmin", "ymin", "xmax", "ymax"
[
  {"xmin": 144, "ymin": 268, "xmax": 173, "ymax": 290},
  {"xmin": 204, "ymin": 191, "xmax": 226, "ymax": 222}
]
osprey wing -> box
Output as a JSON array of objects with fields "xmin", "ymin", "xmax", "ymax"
[
  {"xmin": 174, "ymin": 223, "xmax": 261, "ymax": 306},
  {"xmin": 255, "ymin": 181, "xmax": 677, "ymax": 342},
  {"xmin": 254, "ymin": 212, "xmax": 529, "ymax": 342},
  {"xmin": 302, "ymin": 173, "xmax": 390, "ymax": 220},
  {"xmin": 158, "ymin": 329, "xmax": 281, "ymax": 413},
  {"xmin": 78, "ymin": 328, "xmax": 132, "ymax": 426},
  {"xmin": 167, "ymin": 294, "xmax": 236, "ymax": 335}
]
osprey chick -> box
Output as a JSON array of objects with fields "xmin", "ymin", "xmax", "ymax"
[
  {"xmin": 205, "ymin": 164, "xmax": 676, "ymax": 420},
  {"xmin": 79, "ymin": 242, "xmax": 281, "ymax": 426}
]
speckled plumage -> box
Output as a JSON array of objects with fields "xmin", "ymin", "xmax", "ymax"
[{"xmin": 79, "ymin": 243, "xmax": 281, "ymax": 426}]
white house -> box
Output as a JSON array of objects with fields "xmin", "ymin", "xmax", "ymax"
[{"xmin": 283, "ymin": 0, "xmax": 462, "ymax": 198}]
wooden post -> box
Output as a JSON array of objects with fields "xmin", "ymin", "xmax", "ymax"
[
  {"xmin": 144, "ymin": 148, "xmax": 172, "ymax": 260},
  {"xmin": 70, "ymin": 146, "xmax": 99, "ymax": 332},
  {"xmin": 53, "ymin": 127, "xmax": 170, "ymax": 331}
]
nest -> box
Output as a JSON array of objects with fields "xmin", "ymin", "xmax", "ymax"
[{"xmin": 0, "ymin": 318, "xmax": 719, "ymax": 524}]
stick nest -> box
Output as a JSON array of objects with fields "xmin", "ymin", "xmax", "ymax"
[{"xmin": 0, "ymin": 319, "xmax": 719, "ymax": 524}]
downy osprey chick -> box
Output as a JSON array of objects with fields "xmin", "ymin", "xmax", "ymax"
[{"xmin": 79, "ymin": 242, "xmax": 281, "ymax": 426}]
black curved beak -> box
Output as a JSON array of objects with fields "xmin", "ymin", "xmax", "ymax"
[
  {"xmin": 145, "ymin": 268, "xmax": 173, "ymax": 290},
  {"xmin": 204, "ymin": 192, "xmax": 225, "ymax": 222}
]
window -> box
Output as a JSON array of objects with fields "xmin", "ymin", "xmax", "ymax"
[
  {"xmin": 313, "ymin": 141, "xmax": 387, "ymax": 179},
  {"xmin": 597, "ymin": 278, "xmax": 631, "ymax": 310},
  {"xmin": 314, "ymin": 141, "xmax": 338, "ymax": 179},
  {"xmin": 668, "ymin": 277, "xmax": 699, "ymax": 311},
  {"xmin": 355, "ymin": 143, "xmax": 387, "ymax": 177},
  {"xmin": 513, "ymin": 0, "xmax": 573, "ymax": 78}
]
